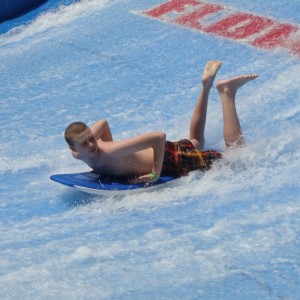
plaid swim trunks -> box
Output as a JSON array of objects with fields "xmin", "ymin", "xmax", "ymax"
[{"xmin": 160, "ymin": 139, "xmax": 222, "ymax": 178}]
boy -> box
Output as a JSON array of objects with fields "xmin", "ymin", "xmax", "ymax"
[{"xmin": 64, "ymin": 61, "xmax": 258, "ymax": 184}]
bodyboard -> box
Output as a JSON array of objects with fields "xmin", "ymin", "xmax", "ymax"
[{"xmin": 50, "ymin": 171, "xmax": 177, "ymax": 195}]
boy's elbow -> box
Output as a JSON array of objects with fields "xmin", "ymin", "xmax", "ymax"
[
  {"xmin": 155, "ymin": 131, "xmax": 166, "ymax": 142},
  {"xmin": 98, "ymin": 119, "xmax": 108, "ymax": 126}
]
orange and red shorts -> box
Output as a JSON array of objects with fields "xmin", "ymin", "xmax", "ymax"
[{"xmin": 161, "ymin": 139, "xmax": 222, "ymax": 178}]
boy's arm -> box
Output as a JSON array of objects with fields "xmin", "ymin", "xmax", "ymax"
[
  {"xmin": 107, "ymin": 132, "xmax": 166, "ymax": 181},
  {"xmin": 91, "ymin": 119, "xmax": 113, "ymax": 141}
]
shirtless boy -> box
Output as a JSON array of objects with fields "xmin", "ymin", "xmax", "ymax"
[{"xmin": 64, "ymin": 61, "xmax": 258, "ymax": 184}]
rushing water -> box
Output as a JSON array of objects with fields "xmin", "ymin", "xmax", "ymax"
[{"xmin": 0, "ymin": 0, "xmax": 299, "ymax": 298}]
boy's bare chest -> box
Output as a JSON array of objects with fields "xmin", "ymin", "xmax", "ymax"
[{"xmin": 93, "ymin": 149, "xmax": 153, "ymax": 176}]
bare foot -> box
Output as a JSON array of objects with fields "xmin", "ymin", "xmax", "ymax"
[
  {"xmin": 202, "ymin": 60, "xmax": 222, "ymax": 89},
  {"xmin": 216, "ymin": 74, "xmax": 259, "ymax": 95}
]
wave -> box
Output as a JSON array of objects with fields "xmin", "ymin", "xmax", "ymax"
[
  {"xmin": 0, "ymin": 0, "xmax": 115, "ymax": 46},
  {"xmin": 0, "ymin": 149, "xmax": 85, "ymax": 175}
]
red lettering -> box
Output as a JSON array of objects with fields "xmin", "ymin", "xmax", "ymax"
[
  {"xmin": 175, "ymin": 3, "xmax": 223, "ymax": 30},
  {"xmin": 139, "ymin": 1, "xmax": 300, "ymax": 56},
  {"xmin": 205, "ymin": 13, "xmax": 274, "ymax": 39},
  {"xmin": 143, "ymin": 0, "xmax": 198, "ymax": 18},
  {"xmin": 289, "ymin": 38, "xmax": 300, "ymax": 56},
  {"xmin": 252, "ymin": 23, "xmax": 299, "ymax": 55}
]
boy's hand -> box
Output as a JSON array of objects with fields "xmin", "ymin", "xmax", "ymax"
[{"xmin": 129, "ymin": 173, "xmax": 159, "ymax": 185}]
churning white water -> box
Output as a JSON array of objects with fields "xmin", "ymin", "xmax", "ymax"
[{"xmin": 0, "ymin": 0, "xmax": 299, "ymax": 298}]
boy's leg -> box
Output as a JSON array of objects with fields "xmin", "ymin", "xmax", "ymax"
[
  {"xmin": 216, "ymin": 74, "xmax": 258, "ymax": 147},
  {"xmin": 190, "ymin": 60, "xmax": 222, "ymax": 150}
]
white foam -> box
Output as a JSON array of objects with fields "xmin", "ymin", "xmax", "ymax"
[
  {"xmin": 1, "ymin": 0, "xmax": 300, "ymax": 297},
  {"xmin": 0, "ymin": 0, "xmax": 114, "ymax": 46}
]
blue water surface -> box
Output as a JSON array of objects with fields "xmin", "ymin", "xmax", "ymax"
[{"xmin": 0, "ymin": 0, "xmax": 299, "ymax": 299}]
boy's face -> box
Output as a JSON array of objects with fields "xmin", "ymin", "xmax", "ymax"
[{"xmin": 71, "ymin": 128, "xmax": 98, "ymax": 156}]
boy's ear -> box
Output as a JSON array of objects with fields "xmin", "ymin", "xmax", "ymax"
[{"xmin": 69, "ymin": 146, "xmax": 76, "ymax": 152}]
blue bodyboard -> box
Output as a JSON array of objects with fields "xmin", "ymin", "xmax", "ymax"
[{"xmin": 50, "ymin": 172, "xmax": 177, "ymax": 195}]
